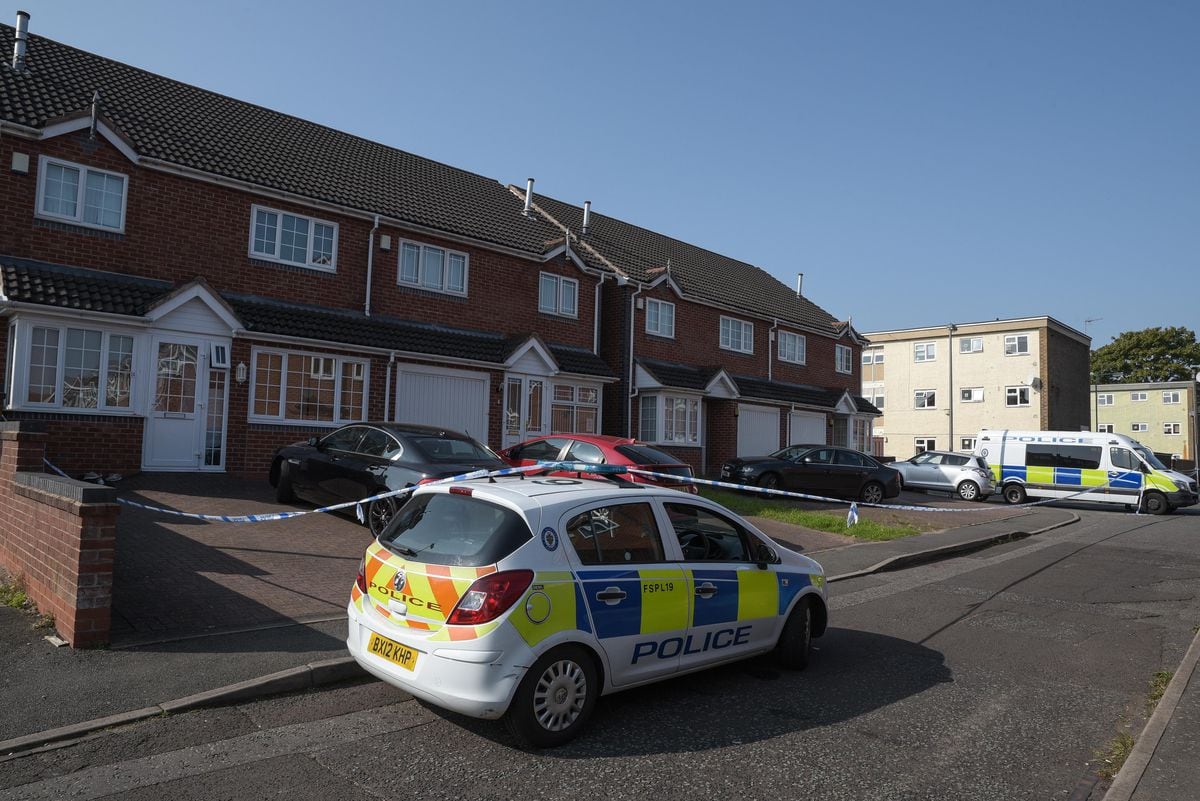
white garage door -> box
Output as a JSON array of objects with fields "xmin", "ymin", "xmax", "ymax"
[
  {"xmin": 395, "ymin": 367, "xmax": 489, "ymax": 440},
  {"xmin": 788, "ymin": 411, "xmax": 826, "ymax": 446},
  {"xmin": 737, "ymin": 404, "xmax": 780, "ymax": 457}
]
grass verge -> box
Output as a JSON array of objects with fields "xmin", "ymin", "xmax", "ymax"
[{"xmin": 700, "ymin": 488, "xmax": 920, "ymax": 541}]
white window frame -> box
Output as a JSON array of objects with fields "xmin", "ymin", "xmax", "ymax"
[
  {"xmin": 1132, "ymin": 422, "xmax": 1148, "ymax": 433},
  {"xmin": 35, "ymin": 155, "xmax": 129, "ymax": 233},
  {"xmin": 639, "ymin": 392, "xmax": 702, "ymax": 446},
  {"xmin": 1131, "ymin": 391, "xmax": 1148, "ymax": 402},
  {"xmin": 1005, "ymin": 386, "xmax": 1031, "ymax": 406},
  {"xmin": 396, "ymin": 238, "xmax": 469, "ymax": 296},
  {"xmin": 960, "ymin": 387, "xmax": 984, "ymax": 403},
  {"xmin": 550, "ymin": 383, "xmax": 601, "ymax": 434},
  {"xmin": 645, "ymin": 299, "xmax": 675, "ymax": 338},
  {"xmin": 960, "ymin": 437, "xmax": 977, "ymax": 451},
  {"xmin": 778, "ymin": 331, "xmax": 806, "ymax": 364},
  {"xmin": 1097, "ymin": 424, "xmax": 1114, "ymax": 434},
  {"xmin": 861, "ymin": 348, "xmax": 884, "ymax": 364},
  {"xmin": 719, "ymin": 316, "xmax": 754, "ymax": 354},
  {"xmin": 915, "ymin": 438, "xmax": 936, "ymax": 454},
  {"xmin": 1004, "ymin": 334, "xmax": 1030, "ymax": 356},
  {"xmin": 538, "ymin": 273, "xmax": 579, "ymax": 318},
  {"xmin": 249, "ymin": 204, "xmax": 339, "ymax": 272},
  {"xmin": 914, "ymin": 389, "xmax": 936, "ymax": 409},
  {"xmin": 914, "ymin": 342, "xmax": 936, "ymax": 362},
  {"xmin": 959, "ymin": 336, "xmax": 983, "ymax": 353},
  {"xmin": 835, "ymin": 344, "xmax": 853, "ymax": 374},
  {"xmin": 1097, "ymin": 393, "xmax": 1114, "ymax": 406},
  {"xmin": 1163, "ymin": 422, "xmax": 1181, "ymax": 435},
  {"xmin": 11, "ymin": 319, "xmax": 139, "ymax": 414},
  {"xmin": 248, "ymin": 347, "xmax": 369, "ymax": 425},
  {"xmin": 1162, "ymin": 390, "xmax": 1181, "ymax": 404}
]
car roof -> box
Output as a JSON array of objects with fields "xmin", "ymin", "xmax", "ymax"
[
  {"xmin": 519, "ymin": 433, "xmax": 635, "ymax": 447},
  {"xmin": 420, "ymin": 475, "xmax": 665, "ymax": 506},
  {"xmin": 361, "ymin": 422, "xmax": 478, "ymax": 440}
]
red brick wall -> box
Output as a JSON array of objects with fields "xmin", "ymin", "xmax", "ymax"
[{"xmin": 0, "ymin": 425, "xmax": 119, "ymax": 648}]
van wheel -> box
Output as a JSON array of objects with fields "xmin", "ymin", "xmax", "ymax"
[
  {"xmin": 957, "ymin": 480, "xmax": 980, "ymax": 501},
  {"xmin": 505, "ymin": 645, "xmax": 598, "ymax": 749},
  {"xmin": 1002, "ymin": 484, "xmax": 1027, "ymax": 505},
  {"xmin": 274, "ymin": 461, "xmax": 296, "ymax": 503},
  {"xmin": 1142, "ymin": 492, "xmax": 1169, "ymax": 516},
  {"xmin": 776, "ymin": 597, "xmax": 814, "ymax": 670}
]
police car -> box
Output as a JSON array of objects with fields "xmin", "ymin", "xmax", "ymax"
[{"xmin": 346, "ymin": 468, "xmax": 828, "ymax": 747}]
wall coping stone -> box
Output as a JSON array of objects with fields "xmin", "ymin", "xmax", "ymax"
[{"xmin": 14, "ymin": 472, "xmax": 118, "ymax": 504}]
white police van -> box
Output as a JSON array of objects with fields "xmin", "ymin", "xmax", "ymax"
[
  {"xmin": 975, "ymin": 429, "xmax": 1199, "ymax": 513},
  {"xmin": 346, "ymin": 470, "xmax": 827, "ymax": 747}
]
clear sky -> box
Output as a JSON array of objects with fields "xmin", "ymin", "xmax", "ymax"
[{"xmin": 14, "ymin": 1, "xmax": 1198, "ymax": 349}]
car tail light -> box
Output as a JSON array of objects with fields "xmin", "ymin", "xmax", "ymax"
[
  {"xmin": 446, "ymin": 570, "xmax": 534, "ymax": 626},
  {"xmin": 417, "ymin": 476, "xmax": 438, "ymax": 485},
  {"xmin": 355, "ymin": 557, "xmax": 368, "ymax": 593}
]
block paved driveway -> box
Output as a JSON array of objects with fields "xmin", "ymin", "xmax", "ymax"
[{"xmin": 110, "ymin": 474, "xmax": 370, "ymax": 645}]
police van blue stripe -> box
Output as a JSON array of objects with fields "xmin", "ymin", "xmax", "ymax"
[
  {"xmin": 1054, "ymin": 467, "xmax": 1083, "ymax": 486},
  {"xmin": 1110, "ymin": 471, "xmax": 1141, "ymax": 490},
  {"xmin": 1002, "ymin": 465, "xmax": 1027, "ymax": 482},
  {"xmin": 690, "ymin": 569, "xmax": 740, "ymax": 626}
]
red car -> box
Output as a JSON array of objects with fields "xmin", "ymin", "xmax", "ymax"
[{"xmin": 498, "ymin": 434, "xmax": 699, "ymax": 493}]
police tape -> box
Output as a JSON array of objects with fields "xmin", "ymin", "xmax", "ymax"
[
  {"xmin": 624, "ymin": 467, "xmax": 1124, "ymax": 513},
  {"xmin": 41, "ymin": 458, "xmax": 550, "ymax": 523}
]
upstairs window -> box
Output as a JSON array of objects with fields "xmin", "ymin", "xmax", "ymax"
[
  {"xmin": 862, "ymin": 348, "xmax": 884, "ymax": 364},
  {"xmin": 1163, "ymin": 391, "xmax": 1181, "ymax": 404},
  {"xmin": 1130, "ymin": 391, "xmax": 1148, "ymax": 402},
  {"xmin": 959, "ymin": 336, "xmax": 983, "ymax": 353},
  {"xmin": 1097, "ymin": 424, "xmax": 1114, "ymax": 433},
  {"xmin": 719, "ymin": 316, "xmax": 753, "ymax": 354},
  {"xmin": 399, "ymin": 240, "xmax": 468, "ymax": 295},
  {"xmin": 538, "ymin": 273, "xmax": 578, "ymax": 317},
  {"xmin": 836, "ymin": 344, "xmax": 853, "ymax": 374},
  {"xmin": 778, "ymin": 331, "xmax": 806, "ymax": 364},
  {"xmin": 914, "ymin": 342, "xmax": 936, "ymax": 362},
  {"xmin": 961, "ymin": 387, "xmax": 984, "ymax": 403},
  {"xmin": 1132, "ymin": 422, "xmax": 1148, "ymax": 433},
  {"xmin": 645, "ymin": 299, "xmax": 675, "ymax": 338},
  {"xmin": 36, "ymin": 156, "xmax": 127, "ymax": 232},
  {"xmin": 914, "ymin": 389, "xmax": 936, "ymax": 409},
  {"xmin": 1164, "ymin": 422, "xmax": 1181, "ymax": 435},
  {"xmin": 1006, "ymin": 386, "xmax": 1031, "ymax": 406},
  {"xmin": 1097, "ymin": 394, "xmax": 1114, "ymax": 406},
  {"xmin": 251, "ymin": 205, "xmax": 338, "ymax": 271},
  {"xmin": 1004, "ymin": 334, "xmax": 1030, "ymax": 355}
]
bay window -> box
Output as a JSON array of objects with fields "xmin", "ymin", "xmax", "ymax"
[
  {"xmin": 639, "ymin": 394, "xmax": 701, "ymax": 445},
  {"xmin": 22, "ymin": 324, "xmax": 135, "ymax": 411}
]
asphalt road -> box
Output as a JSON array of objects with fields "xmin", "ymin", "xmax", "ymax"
[{"xmin": 3, "ymin": 507, "xmax": 1199, "ymax": 801}]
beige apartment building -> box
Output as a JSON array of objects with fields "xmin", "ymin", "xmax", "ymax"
[
  {"xmin": 861, "ymin": 317, "xmax": 1091, "ymax": 459},
  {"xmin": 1091, "ymin": 381, "xmax": 1199, "ymax": 466}
]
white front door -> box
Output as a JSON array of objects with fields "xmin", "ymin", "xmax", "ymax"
[
  {"xmin": 142, "ymin": 337, "xmax": 228, "ymax": 471},
  {"xmin": 502, "ymin": 375, "xmax": 548, "ymax": 449}
]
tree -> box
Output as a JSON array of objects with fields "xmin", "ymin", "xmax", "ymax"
[{"xmin": 1091, "ymin": 327, "xmax": 1200, "ymax": 383}]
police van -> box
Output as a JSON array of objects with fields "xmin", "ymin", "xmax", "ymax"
[
  {"xmin": 974, "ymin": 429, "xmax": 1199, "ymax": 514},
  {"xmin": 346, "ymin": 470, "xmax": 827, "ymax": 747}
]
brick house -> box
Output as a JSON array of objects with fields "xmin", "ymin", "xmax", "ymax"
[{"xmin": 1, "ymin": 16, "xmax": 875, "ymax": 479}]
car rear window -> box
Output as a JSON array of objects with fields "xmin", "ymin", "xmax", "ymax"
[
  {"xmin": 410, "ymin": 436, "xmax": 499, "ymax": 463},
  {"xmin": 380, "ymin": 493, "xmax": 532, "ymax": 566},
  {"xmin": 616, "ymin": 445, "xmax": 685, "ymax": 467}
]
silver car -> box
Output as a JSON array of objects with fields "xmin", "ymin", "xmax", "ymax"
[{"xmin": 891, "ymin": 450, "xmax": 994, "ymax": 501}]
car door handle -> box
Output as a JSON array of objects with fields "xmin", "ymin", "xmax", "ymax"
[
  {"xmin": 694, "ymin": 582, "xmax": 718, "ymax": 598},
  {"xmin": 595, "ymin": 587, "xmax": 627, "ymax": 605}
]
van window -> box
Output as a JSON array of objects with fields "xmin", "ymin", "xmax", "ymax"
[
  {"xmin": 1026, "ymin": 444, "xmax": 1102, "ymax": 470},
  {"xmin": 1110, "ymin": 448, "xmax": 1139, "ymax": 472}
]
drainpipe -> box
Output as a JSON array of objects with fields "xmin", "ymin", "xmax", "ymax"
[
  {"xmin": 364, "ymin": 215, "xmax": 380, "ymax": 317},
  {"xmin": 768, "ymin": 318, "xmax": 779, "ymax": 382},
  {"xmin": 383, "ymin": 350, "xmax": 396, "ymax": 421},
  {"xmin": 626, "ymin": 279, "xmax": 641, "ymax": 439},
  {"xmin": 593, "ymin": 273, "xmax": 604, "ymax": 354}
]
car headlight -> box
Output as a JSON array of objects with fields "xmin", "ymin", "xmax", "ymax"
[{"xmin": 1174, "ymin": 479, "xmax": 1190, "ymax": 491}]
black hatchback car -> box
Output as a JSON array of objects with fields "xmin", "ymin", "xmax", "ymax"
[
  {"xmin": 721, "ymin": 444, "xmax": 901, "ymax": 504},
  {"xmin": 269, "ymin": 423, "xmax": 505, "ymax": 535}
]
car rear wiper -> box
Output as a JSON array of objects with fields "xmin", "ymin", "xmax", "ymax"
[{"xmin": 390, "ymin": 544, "xmax": 419, "ymax": 558}]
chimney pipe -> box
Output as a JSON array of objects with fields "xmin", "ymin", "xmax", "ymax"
[
  {"xmin": 523, "ymin": 178, "xmax": 534, "ymax": 216},
  {"xmin": 796, "ymin": 272, "xmax": 804, "ymax": 298},
  {"xmin": 582, "ymin": 200, "xmax": 591, "ymax": 236},
  {"xmin": 12, "ymin": 10, "xmax": 30, "ymax": 72}
]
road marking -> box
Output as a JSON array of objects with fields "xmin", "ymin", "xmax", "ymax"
[{"xmin": 3, "ymin": 702, "xmax": 434, "ymax": 800}]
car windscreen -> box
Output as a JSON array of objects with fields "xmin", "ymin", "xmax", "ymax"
[
  {"xmin": 380, "ymin": 493, "xmax": 532, "ymax": 566},
  {"xmin": 409, "ymin": 436, "xmax": 500, "ymax": 463},
  {"xmin": 1134, "ymin": 446, "xmax": 1168, "ymax": 471},
  {"xmin": 615, "ymin": 445, "xmax": 692, "ymax": 476}
]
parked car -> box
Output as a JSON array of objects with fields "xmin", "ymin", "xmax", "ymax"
[
  {"xmin": 269, "ymin": 423, "xmax": 505, "ymax": 535},
  {"xmin": 721, "ymin": 445, "xmax": 901, "ymax": 503},
  {"xmin": 499, "ymin": 434, "xmax": 698, "ymax": 493},
  {"xmin": 347, "ymin": 472, "xmax": 827, "ymax": 748},
  {"xmin": 888, "ymin": 450, "xmax": 994, "ymax": 501}
]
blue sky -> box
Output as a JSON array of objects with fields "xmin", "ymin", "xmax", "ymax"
[{"xmin": 15, "ymin": 1, "xmax": 1198, "ymax": 349}]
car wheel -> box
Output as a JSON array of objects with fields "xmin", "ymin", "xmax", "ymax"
[
  {"xmin": 368, "ymin": 496, "xmax": 400, "ymax": 537},
  {"xmin": 860, "ymin": 481, "xmax": 885, "ymax": 504},
  {"xmin": 757, "ymin": 473, "xmax": 780, "ymax": 496},
  {"xmin": 1142, "ymin": 491, "xmax": 1169, "ymax": 516},
  {"xmin": 274, "ymin": 461, "xmax": 296, "ymax": 503},
  {"xmin": 505, "ymin": 644, "xmax": 598, "ymax": 749},
  {"xmin": 1002, "ymin": 484, "xmax": 1027, "ymax": 505},
  {"xmin": 776, "ymin": 597, "xmax": 814, "ymax": 670},
  {"xmin": 957, "ymin": 480, "xmax": 980, "ymax": 502}
]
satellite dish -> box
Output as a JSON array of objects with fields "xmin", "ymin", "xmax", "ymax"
[{"xmin": 1028, "ymin": 375, "xmax": 1042, "ymax": 390}]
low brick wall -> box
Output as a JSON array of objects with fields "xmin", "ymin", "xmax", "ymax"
[{"xmin": 0, "ymin": 423, "xmax": 120, "ymax": 648}]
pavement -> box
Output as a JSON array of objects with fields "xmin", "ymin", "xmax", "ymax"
[{"xmin": 1, "ymin": 476, "xmax": 1197, "ymax": 800}]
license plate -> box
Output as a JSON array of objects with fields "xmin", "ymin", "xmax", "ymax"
[{"xmin": 368, "ymin": 632, "xmax": 420, "ymax": 671}]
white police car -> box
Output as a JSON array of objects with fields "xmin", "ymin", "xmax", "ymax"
[{"xmin": 346, "ymin": 468, "xmax": 828, "ymax": 747}]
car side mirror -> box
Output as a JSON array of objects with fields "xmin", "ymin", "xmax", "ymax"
[{"xmin": 307, "ymin": 436, "xmax": 321, "ymax": 448}]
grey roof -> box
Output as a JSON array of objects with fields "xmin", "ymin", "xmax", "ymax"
[
  {"xmin": 533, "ymin": 194, "xmax": 842, "ymax": 334},
  {"xmin": 637, "ymin": 358, "xmax": 719, "ymax": 391},
  {"xmin": 636, "ymin": 358, "xmax": 876, "ymax": 413},
  {"xmin": 0, "ymin": 256, "xmax": 614, "ymax": 377},
  {"xmin": 0, "ymin": 25, "xmax": 566, "ymax": 256}
]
